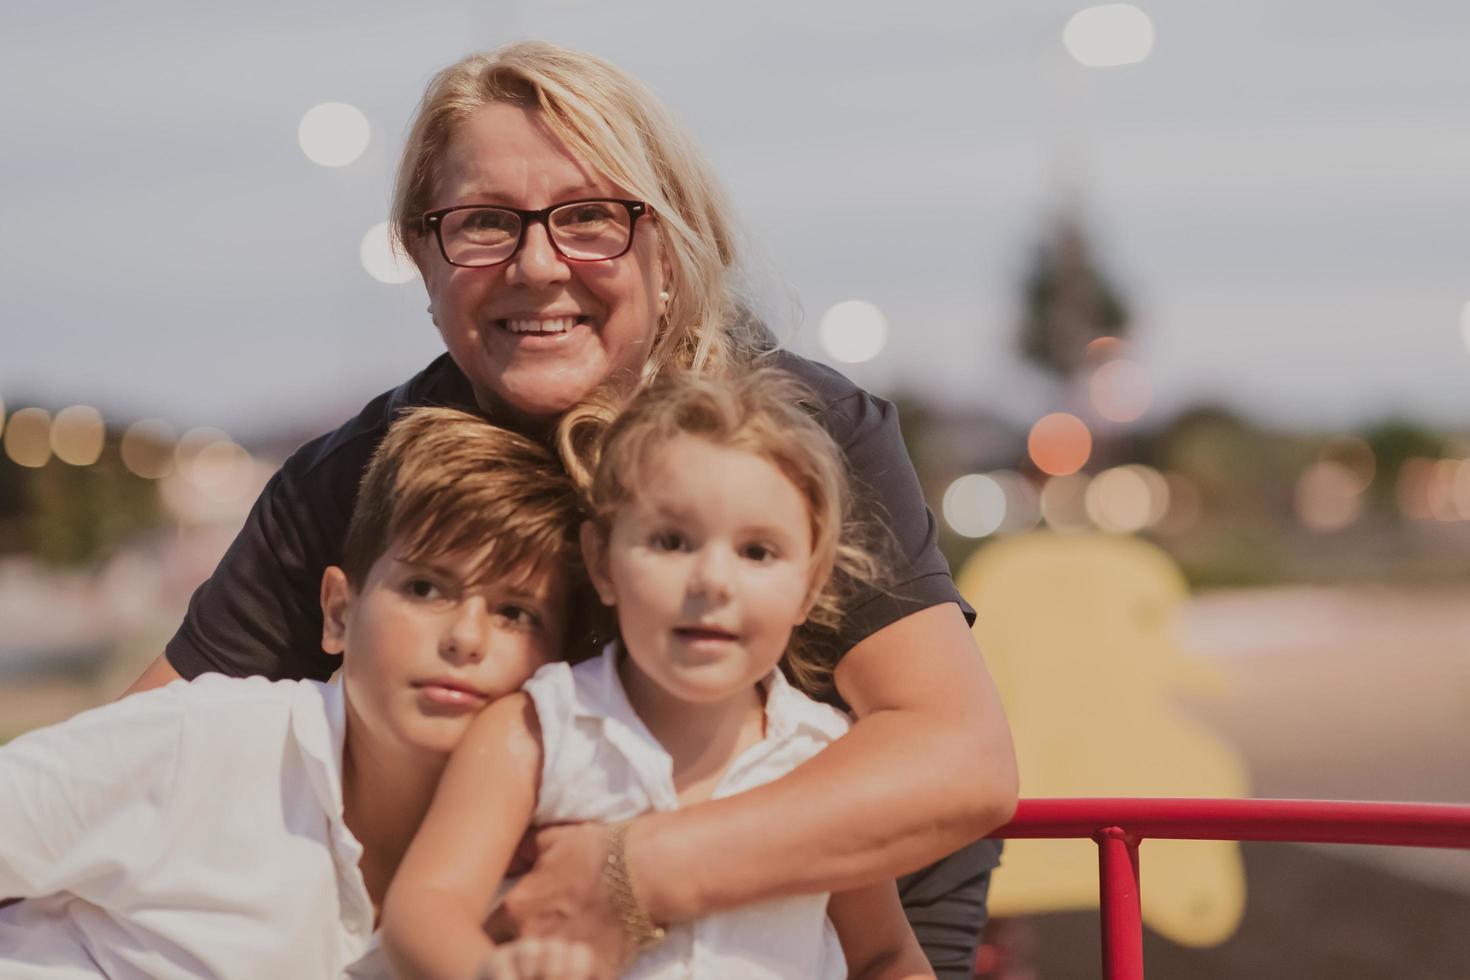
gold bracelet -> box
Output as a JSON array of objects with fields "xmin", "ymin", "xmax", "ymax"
[{"xmin": 604, "ymin": 820, "xmax": 666, "ymax": 952}]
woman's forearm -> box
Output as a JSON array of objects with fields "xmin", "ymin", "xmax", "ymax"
[{"xmin": 631, "ymin": 603, "xmax": 1018, "ymax": 924}]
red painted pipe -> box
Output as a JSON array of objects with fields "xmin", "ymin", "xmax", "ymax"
[
  {"xmin": 990, "ymin": 798, "xmax": 1470, "ymax": 848},
  {"xmin": 1096, "ymin": 827, "xmax": 1144, "ymax": 980},
  {"xmin": 978, "ymin": 799, "xmax": 1470, "ymax": 979}
]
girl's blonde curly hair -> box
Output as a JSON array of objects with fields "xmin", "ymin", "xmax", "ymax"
[{"xmin": 558, "ymin": 368, "xmax": 887, "ymax": 695}]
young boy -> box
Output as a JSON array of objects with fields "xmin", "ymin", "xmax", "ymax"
[{"xmin": 0, "ymin": 407, "xmax": 585, "ymax": 979}]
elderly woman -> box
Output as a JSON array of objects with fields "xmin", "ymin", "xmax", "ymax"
[{"xmin": 126, "ymin": 41, "xmax": 1017, "ymax": 977}]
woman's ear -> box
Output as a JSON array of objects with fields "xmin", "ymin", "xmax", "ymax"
[
  {"xmin": 320, "ymin": 566, "xmax": 353, "ymax": 657},
  {"xmin": 579, "ymin": 521, "xmax": 617, "ymax": 607}
]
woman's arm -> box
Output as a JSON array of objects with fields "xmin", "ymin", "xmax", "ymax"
[
  {"xmin": 383, "ymin": 693, "xmax": 548, "ymax": 980},
  {"xmin": 499, "ymin": 602, "xmax": 1017, "ymax": 941},
  {"xmin": 827, "ymin": 881, "xmax": 934, "ymax": 980}
]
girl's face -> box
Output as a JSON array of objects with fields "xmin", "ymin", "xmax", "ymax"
[
  {"xmin": 417, "ymin": 102, "xmax": 667, "ymax": 422},
  {"xmin": 585, "ymin": 435, "xmax": 817, "ymax": 708}
]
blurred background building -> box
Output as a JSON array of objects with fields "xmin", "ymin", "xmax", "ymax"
[{"xmin": 3, "ymin": 2, "xmax": 1469, "ymax": 976}]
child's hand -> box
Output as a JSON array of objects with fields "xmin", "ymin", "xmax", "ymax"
[{"xmin": 476, "ymin": 937, "xmax": 600, "ymax": 980}]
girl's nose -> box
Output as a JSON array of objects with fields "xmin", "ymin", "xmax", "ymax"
[
  {"xmin": 688, "ymin": 548, "xmax": 734, "ymax": 601},
  {"xmin": 504, "ymin": 223, "xmax": 570, "ymax": 289}
]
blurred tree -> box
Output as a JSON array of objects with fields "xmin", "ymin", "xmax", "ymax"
[
  {"xmin": 25, "ymin": 449, "xmax": 161, "ymax": 567},
  {"xmin": 1362, "ymin": 418, "xmax": 1444, "ymax": 508},
  {"xmin": 1017, "ymin": 214, "xmax": 1129, "ymax": 378}
]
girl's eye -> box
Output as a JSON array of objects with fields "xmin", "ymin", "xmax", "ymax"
[
  {"xmin": 496, "ymin": 604, "xmax": 542, "ymax": 628},
  {"xmin": 742, "ymin": 543, "xmax": 776, "ymax": 563},
  {"xmin": 650, "ymin": 531, "xmax": 686, "ymax": 552}
]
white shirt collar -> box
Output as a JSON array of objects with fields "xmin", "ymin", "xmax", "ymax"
[{"xmin": 573, "ymin": 643, "xmax": 849, "ymax": 745}]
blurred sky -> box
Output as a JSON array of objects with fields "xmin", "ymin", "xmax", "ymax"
[{"xmin": 3, "ymin": 0, "xmax": 1469, "ymax": 441}]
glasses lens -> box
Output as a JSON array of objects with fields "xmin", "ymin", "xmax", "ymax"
[
  {"xmin": 549, "ymin": 201, "xmax": 633, "ymax": 260},
  {"xmin": 442, "ymin": 208, "xmax": 521, "ymax": 266}
]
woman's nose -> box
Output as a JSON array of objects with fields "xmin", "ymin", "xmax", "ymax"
[
  {"xmin": 504, "ymin": 222, "xmax": 570, "ymax": 288},
  {"xmin": 441, "ymin": 600, "xmax": 488, "ymax": 663}
]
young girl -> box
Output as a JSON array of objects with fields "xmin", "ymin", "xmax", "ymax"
[{"xmin": 383, "ymin": 369, "xmax": 934, "ymax": 980}]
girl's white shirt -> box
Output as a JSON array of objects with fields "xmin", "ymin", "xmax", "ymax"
[
  {"xmin": 523, "ymin": 645, "xmax": 852, "ymax": 979},
  {"xmin": 0, "ymin": 674, "xmax": 389, "ymax": 979}
]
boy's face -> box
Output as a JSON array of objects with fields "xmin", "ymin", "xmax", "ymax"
[{"xmin": 321, "ymin": 542, "xmax": 567, "ymax": 758}]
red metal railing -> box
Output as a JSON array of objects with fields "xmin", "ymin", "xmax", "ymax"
[{"xmin": 985, "ymin": 798, "xmax": 1470, "ymax": 979}]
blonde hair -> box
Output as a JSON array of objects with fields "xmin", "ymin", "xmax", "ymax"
[
  {"xmin": 558, "ymin": 369, "xmax": 885, "ymax": 695},
  {"xmin": 345, "ymin": 407, "xmax": 598, "ymax": 658},
  {"xmin": 392, "ymin": 41, "xmax": 758, "ymax": 379}
]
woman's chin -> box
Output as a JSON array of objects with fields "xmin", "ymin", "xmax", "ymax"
[{"xmin": 473, "ymin": 370, "xmax": 605, "ymax": 422}]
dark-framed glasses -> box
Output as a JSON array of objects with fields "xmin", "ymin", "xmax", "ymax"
[{"xmin": 420, "ymin": 198, "xmax": 647, "ymax": 268}]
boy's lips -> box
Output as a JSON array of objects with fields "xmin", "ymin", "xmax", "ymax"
[{"xmin": 414, "ymin": 677, "xmax": 491, "ymax": 709}]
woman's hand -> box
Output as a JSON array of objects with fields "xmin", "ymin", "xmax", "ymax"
[
  {"xmin": 477, "ymin": 937, "xmax": 602, "ymax": 980},
  {"xmin": 492, "ymin": 823, "xmax": 635, "ymax": 972}
]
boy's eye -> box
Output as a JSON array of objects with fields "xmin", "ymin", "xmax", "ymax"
[
  {"xmin": 496, "ymin": 604, "xmax": 543, "ymax": 629},
  {"xmin": 405, "ymin": 578, "xmax": 445, "ymax": 600},
  {"xmin": 650, "ymin": 531, "xmax": 687, "ymax": 552}
]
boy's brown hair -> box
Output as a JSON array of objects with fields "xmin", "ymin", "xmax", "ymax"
[{"xmin": 343, "ymin": 407, "xmax": 593, "ymax": 652}]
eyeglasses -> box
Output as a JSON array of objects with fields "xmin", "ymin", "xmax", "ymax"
[{"xmin": 420, "ymin": 198, "xmax": 648, "ymax": 268}]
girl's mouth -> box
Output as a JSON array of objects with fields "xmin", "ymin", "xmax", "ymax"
[{"xmin": 674, "ymin": 627, "xmax": 739, "ymax": 642}]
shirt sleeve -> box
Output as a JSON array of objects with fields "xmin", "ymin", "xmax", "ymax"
[
  {"xmin": 164, "ymin": 359, "xmax": 472, "ymax": 682},
  {"xmin": 164, "ymin": 440, "xmax": 362, "ymax": 681},
  {"xmin": 0, "ymin": 691, "xmax": 184, "ymax": 902}
]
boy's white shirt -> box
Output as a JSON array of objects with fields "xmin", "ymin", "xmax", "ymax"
[{"xmin": 0, "ymin": 674, "xmax": 390, "ymax": 979}]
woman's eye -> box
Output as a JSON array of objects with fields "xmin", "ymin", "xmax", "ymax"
[{"xmin": 650, "ymin": 531, "xmax": 686, "ymax": 552}]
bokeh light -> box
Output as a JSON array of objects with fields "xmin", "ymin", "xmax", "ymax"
[
  {"xmin": 1294, "ymin": 461, "xmax": 1364, "ymax": 532},
  {"xmin": 1089, "ymin": 358, "xmax": 1152, "ymax": 423},
  {"xmin": 1028, "ymin": 412, "xmax": 1093, "ymax": 476},
  {"xmin": 1039, "ymin": 473, "xmax": 1091, "ymax": 530},
  {"xmin": 1063, "ymin": 3, "xmax": 1156, "ymax": 68},
  {"xmin": 1318, "ymin": 436, "xmax": 1375, "ymax": 494},
  {"xmin": 1086, "ymin": 336, "xmax": 1124, "ymax": 363},
  {"xmin": 1085, "ymin": 465, "xmax": 1157, "ymax": 533},
  {"xmin": 174, "ymin": 428, "xmax": 233, "ymax": 487},
  {"xmin": 360, "ymin": 222, "xmax": 418, "ymax": 285},
  {"xmin": 818, "ymin": 300, "xmax": 889, "ymax": 364},
  {"xmin": 4, "ymin": 408, "xmax": 52, "ymax": 468},
  {"xmin": 121, "ymin": 419, "xmax": 177, "ymax": 479},
  {"xmin": 1426, "ymin": 459, "xmax": 1462, "ymax": 522},
  {"xmin": 298, "ymin": 102, "xmax": 371, "ymax": 167},
  {"xmin": 1454, "ymin": 460, "xmax": 1470, "ymax": 520},
  {"xmin": 943, "ymin": 474, "xmax": 1007, "ymax": 538},
  {"xmin": 50, "ymin": 405, "xmax": 106, "ymax": 466},
  {"xmin": 992, "ymin": 470, "xmax": 1042, "ymax": 533}
]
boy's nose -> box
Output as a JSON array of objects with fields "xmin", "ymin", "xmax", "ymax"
[{"xmin": 441, "ymin": 600, "xmax": 488, "ymax": 663}]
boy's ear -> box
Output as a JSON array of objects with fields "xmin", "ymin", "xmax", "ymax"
[
  {"xmin": 579, "ymin": 521, "xmax": 616, "ymax": 607},
  {"xmin": 320, "ymin": 566, "xmax": 353, "ymax": 657}
]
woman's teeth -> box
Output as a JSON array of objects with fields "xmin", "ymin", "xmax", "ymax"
[{"xmin": 503, "ymin": 317, "xmax": 580, "ymax": 335}]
